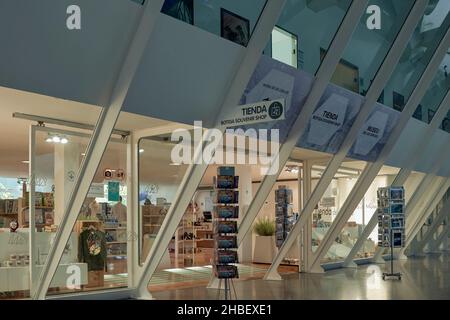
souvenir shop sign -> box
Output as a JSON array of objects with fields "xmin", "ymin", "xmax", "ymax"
[{"xmin": 220, "ymin": 99, "xmax": 285, "ymax": 128}]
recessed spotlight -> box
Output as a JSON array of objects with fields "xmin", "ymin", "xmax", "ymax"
[
  {"xmin": 81, "ymin": 153, "xmax": 86, "ymax": 156},
  {"xmin": 52, "ymin": 136, "xmax": 61, "ymax": 143},
  {"xmin": 60, "ymin": 137, "xmax": 68, "ymax": 144},
  {"xmin": 139, "ymin": 149, "xmax": 144, "ymax": 153},
  {"xmin": 21, "ymin": 160, "xmax": 30, "ymax": 164},
  {"xmin": 46, "ymin": 137, "xmax": 52, "ymax": 143}
]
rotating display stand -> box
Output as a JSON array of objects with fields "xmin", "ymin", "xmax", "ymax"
[
  {"xmin": 377, "ymin": 186, "xmax": 405, "ymax": 280},
  {"xmin": 211, "ymin": 166, "xmax": 239, "ymax": 300}
]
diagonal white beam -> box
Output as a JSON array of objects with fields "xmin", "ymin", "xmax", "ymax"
[
  {"xmin": 33, "ymin": 0, "xmax": 166, "ymax": 300},
  {"xmin": 135, "ymin": 0, "xmax": 288, "ymax": 298},
  {"xmin": 344, "ymin": 87, "xmax": 450, "ymax": 266},
  {"xmin": 414, "ymin": 193, "xmax": 450, "ymax": 253},
  {"xmin": 237, "ymin": 0, "xmax": 369, "ymax": 248},
  {"xmin": 308, "ymin": 8, "xmax": 450, "ymax": 272},
  {"xmin": 265, "ymin": 0, "xmax": 428, "ymax": 279},
  {"xmin": 427, "ymin": 214, "xmax": 450, "ymax": 252}
]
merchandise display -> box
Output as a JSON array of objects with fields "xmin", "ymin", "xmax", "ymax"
[
  {"xmin": 275, "ymin": 185, "xmax": 295, "ymax": 248},
  {"xmin": 172, "ymin": 201, "xmax": 214, "ymax": 268},
  {"xmin": 213, "ymin": 166, "xmax": 239, "ymax": 297},
  {"xmin": 377, "ymin": 186, "xmax": 405, "ymax": 280}
]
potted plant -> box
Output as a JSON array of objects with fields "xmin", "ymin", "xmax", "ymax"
[{"xmin": 253, "ymin": 217, "xmax": 277, "ymax": 264}]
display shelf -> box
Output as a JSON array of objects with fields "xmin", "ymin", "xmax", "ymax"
[
  {"xmin": 106, "ymin": 241, "xmax": 127, "ymax": 245},
  {"xmin": 104, "ymin": 227, "xmax": 126, "ymax": 230}
]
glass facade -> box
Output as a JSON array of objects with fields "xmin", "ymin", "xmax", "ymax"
[
  {"xmin": 161, "ymin": 0, "xmax": 268, "ymax": 47},
  {"xmin": 266, "ymin": 0, "xmax": 352, "ymax": 74},
  {"xmin": 1, "ymin": 0, "xmax": 450, "ymax": 300},
  {"xmin": 382, "ymin": 0, "xmax": 450, "ymax": 113}
]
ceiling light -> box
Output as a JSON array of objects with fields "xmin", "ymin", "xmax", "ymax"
[
  {"xmin": 139, "ymin": 149, "xmax": 144, "ymax": 153},
  {"xmin": 46, "ymin": 137, "xmax": 52, "ymax": 143},
  {"xmin": 60, "ymin": 137, "xmax": 68, "ymax": 144},
  {"xmin": 52, "ymin": 136, "xmax": 61, "ymax": 143},
  {"xmin": 21, "ymin": 160, "xmax": 30, "ymax": 164},
  {"xmin": 81, "ymin": 153, "xmax": 86, "ymax": 156}
]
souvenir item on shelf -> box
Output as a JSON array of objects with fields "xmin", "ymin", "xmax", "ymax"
[{"xmin": 275, "ymin": 185, "xmax": 295, "ymax": 248}]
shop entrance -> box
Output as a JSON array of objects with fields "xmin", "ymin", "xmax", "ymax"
[{"xmin": 28, "ymin": 124, "xmax": 129, "ymax": 297}]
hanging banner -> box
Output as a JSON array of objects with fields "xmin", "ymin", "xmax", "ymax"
[
  {"xmin": 107, "ymin": 181, "xmax": 120, "ymax": 202},
  {"xmin": 220, "ymin": 99, "xmax": 285, "ymax": 127},
  {"xmin": 348, "ymin": 103, "xmax": 399, "ymax": 161},
  {"xmin": 236, "ymin": 55, "xmax": 314, "ymax": 142},
  {"xmin": 237, "ymin": 55, "xmax": 400, "ymax": 162}
]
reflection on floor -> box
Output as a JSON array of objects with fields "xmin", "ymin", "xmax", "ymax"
[
  {"xmin": 103, "ymin": 264, "xmax": 289, "ymax": 292},
  {"xmin": 152, "ymin": 253, "xmax": 450, "ymax": 300}
]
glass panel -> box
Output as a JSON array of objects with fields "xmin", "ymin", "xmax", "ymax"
[
  {"xmin": 267, "ymin": 0, "xmax": 352, "ymax": 74},
  {"xmin": 161, "ymin": 0, "xmax": 268, "ymax": 47},
  {"xmin": 312, "ymin": 161, "xmax": 363, "ymax": 257},
  {"xmin": 138, "ymin": 133, "xmax": 192, "ymax": 265},
  {"xmin": 148, "ymin": 163, "xmax": 274, "ymax": 292},
  {"xmin": 412, "ymin": 50, "xmax": 450, "ymax": 123},
  {"xmin": 382, "ymin": 0, "xmax": 450, "ymax": 111},
  {"xmin": 251, "ymin": 162, "xmax": 301, "ymax": 269},
  {"xmin": 40, "ymin": 130, "xmax": 128, "ymax": 296},
  {"xmin": 0, "ymin": 91, "xmax": 104, "ymax": 299},
  {"xmin": 331, "ymin": 0, "xmax": 416, "ymax": 95}
]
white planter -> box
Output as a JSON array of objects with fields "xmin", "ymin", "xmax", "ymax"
[{"xmin": 253, "ymin": 235, "xmax": 277, "ymax": 264}]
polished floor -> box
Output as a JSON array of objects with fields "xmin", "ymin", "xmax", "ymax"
[{"xmin": 152, "ymin": 253, "xmax": 450, "ymax": 300}]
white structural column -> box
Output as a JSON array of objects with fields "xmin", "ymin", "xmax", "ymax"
[
  {"xmin": 53, "ymin": 143, "xmax": 81, "ymax": 225},
  {"xmin": 135, "ymin": 0, "xmax": 288, "ymax": 298},
  {"xmin": 237, "ymin": 1, "xmax": 368, "ymax": 249},
  {"xmin": 414, "ymin": 194, "xmax": 450, "ymax": 253},
  {"xmin": 300, "ymin": 160, "xmax": 313, "ymax": 272},
  {"xmin": 128, "ymin": 123, "xmax": 191, "ymax": 288},
  {"xmin": 308, "ymin": 10, "xmax": 450, "ymax": 272},
  {"xmin": 265, "ymin": 0, "xmax": 428, "ymax": 279},
  {"xmin": 33, "ymin": 0, "xmax": 166, "ymax": 300}
]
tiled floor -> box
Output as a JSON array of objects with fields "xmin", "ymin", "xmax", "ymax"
[{"xmin": 152, "ymin": 253, "xmax": 450, "ymax": 300}]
